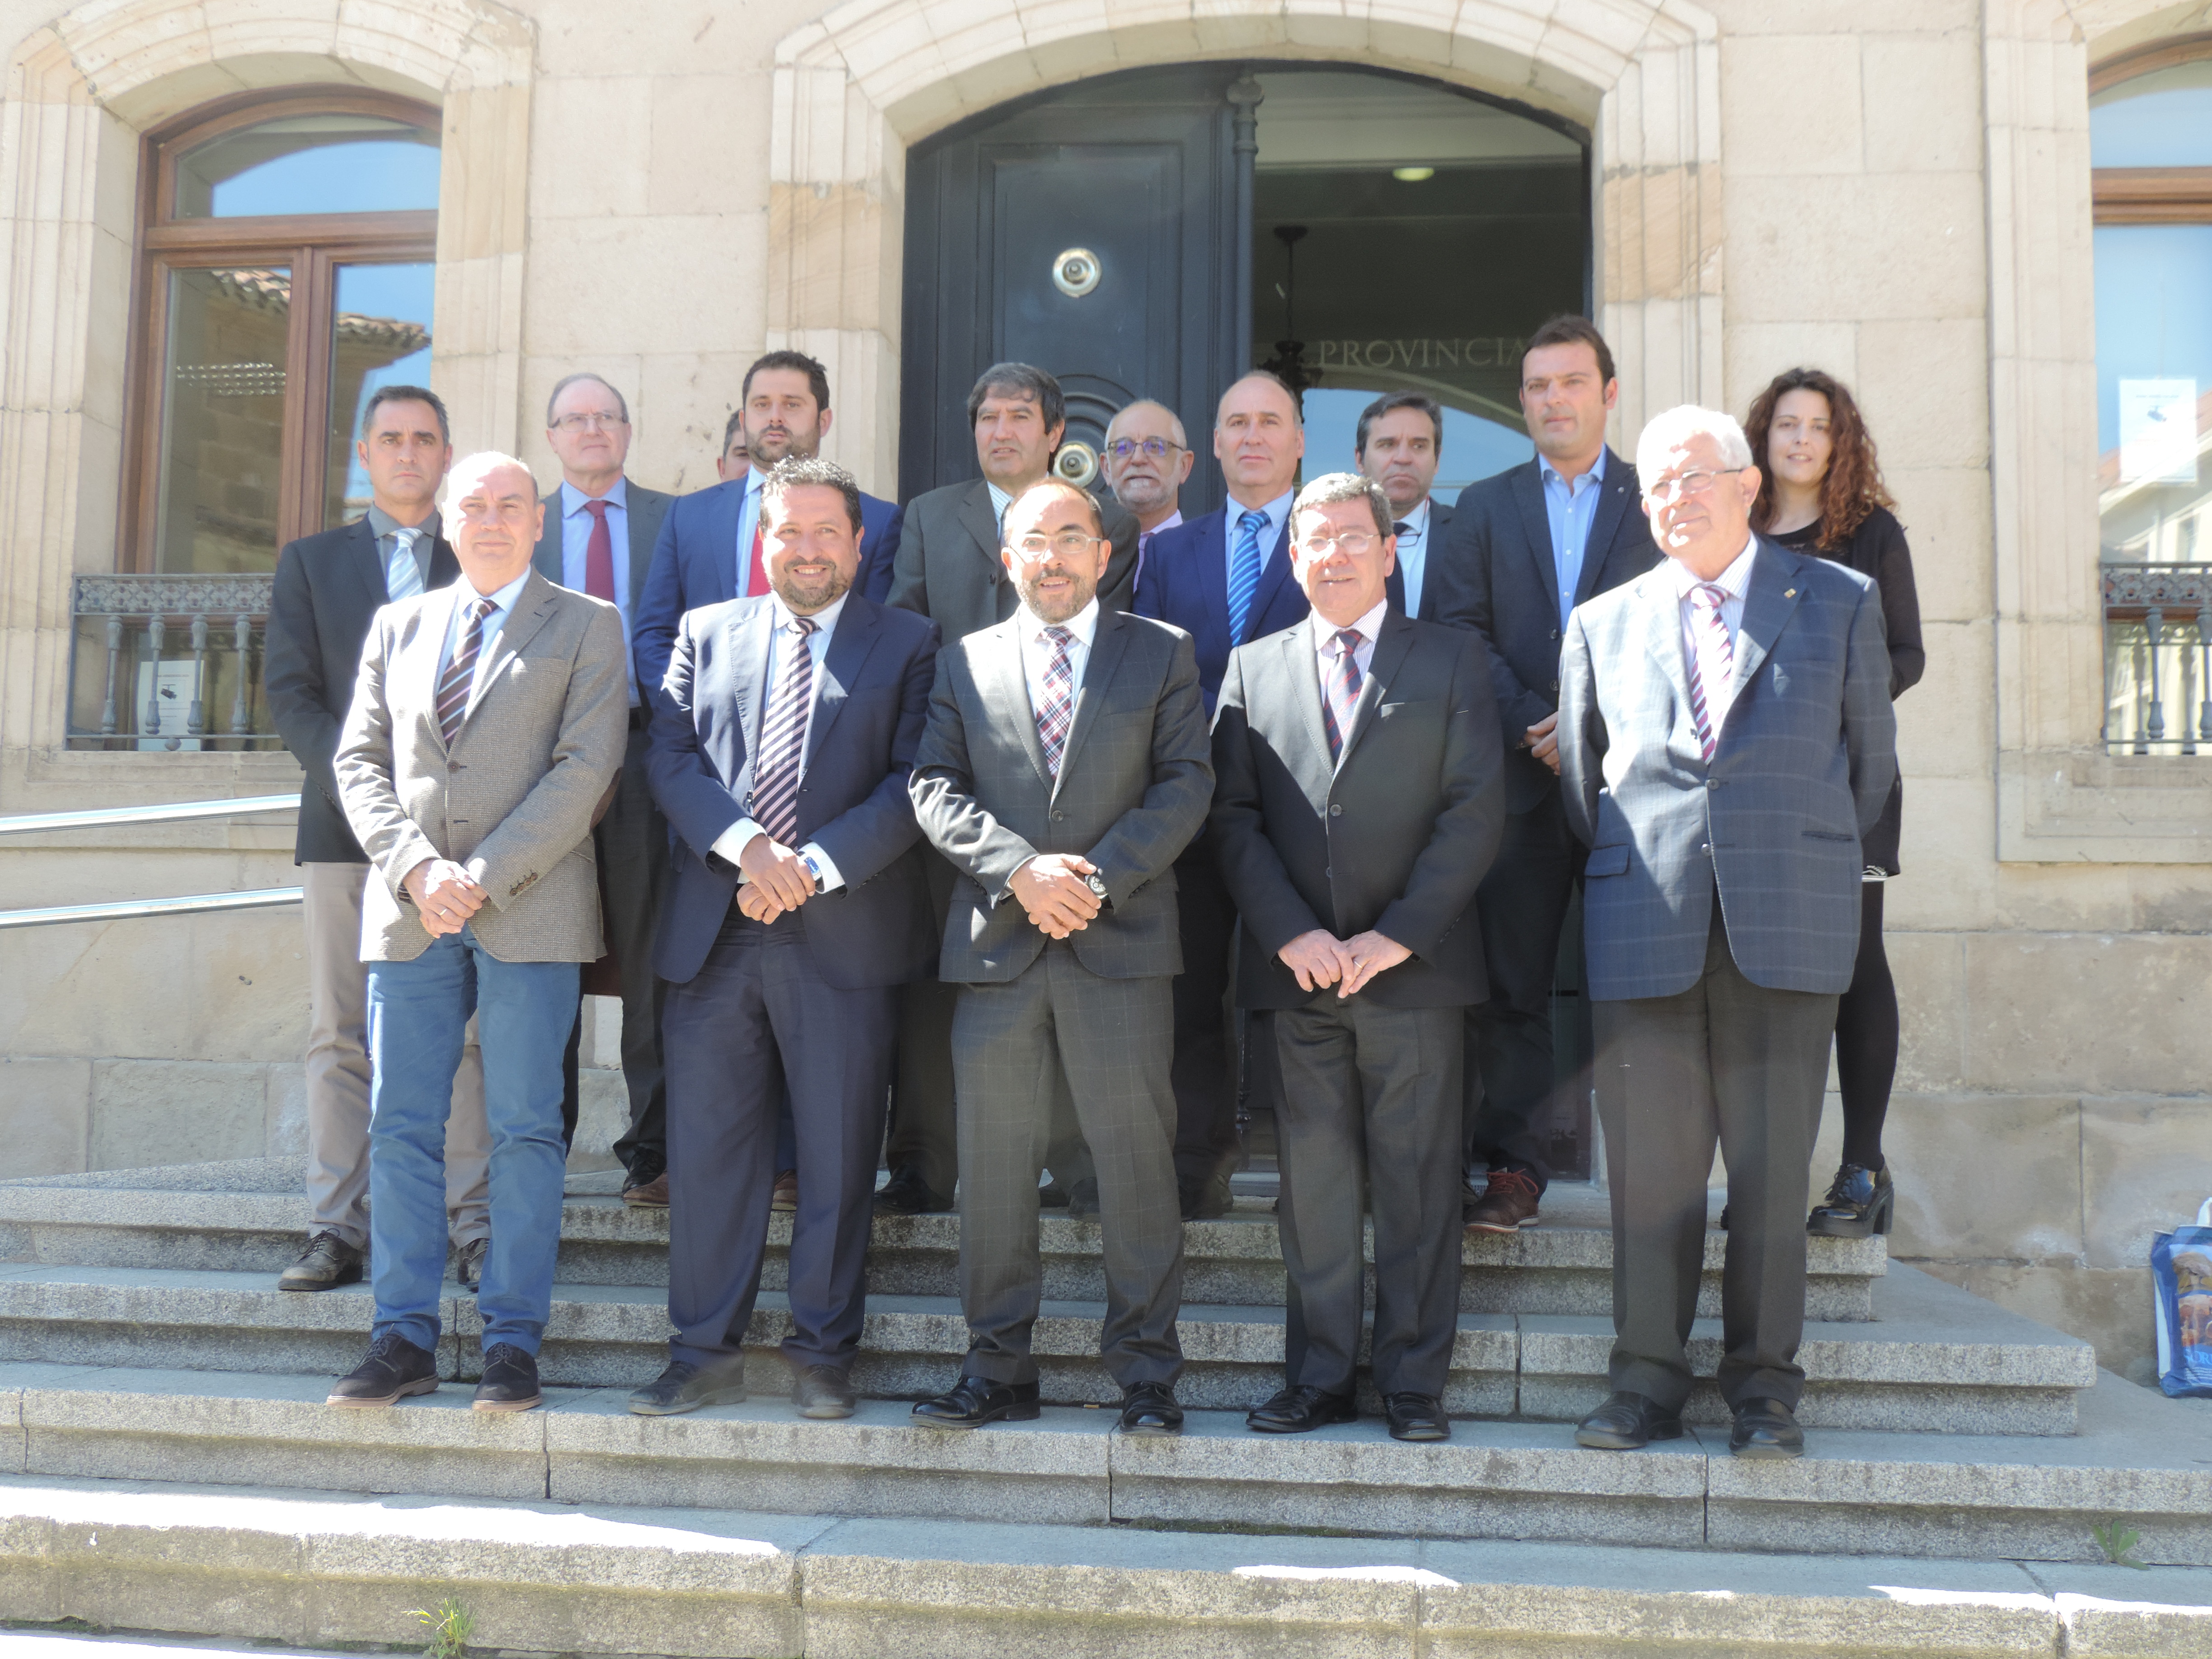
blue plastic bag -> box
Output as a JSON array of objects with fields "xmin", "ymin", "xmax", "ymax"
[{"xmin": 2152, "ymin": 1196, "xmax": 2212, "ymax": 1399}]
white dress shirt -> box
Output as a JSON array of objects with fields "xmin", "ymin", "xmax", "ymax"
[
  {"xmin": 708, "ymin": 591, "xmax": 850, "ymax": 892},
  {"xmin": 1017, "ymin": 596, "xmax": 1100, "ymax": 723},
  {"xmin": 1668, "ymin": 536, "xmax": 1757, "ymax": 737},
  {"xmin": 437, "ymin": 567, "xmax": 533, "ymax": 705},
  {"xmin": 558, "ymin": 477, "xmax": 637, "ymax": 705},
  {"xmin": 986, "ymin": 479, "xmax": 1013, "ymax": 534},
  {"xmin": 1391, "ymin": 499, "xmax": 1432, "ymax": 618},
  {"xmin": 1308, "ymin": 598, "xmax": 1388, "ymax": 682}
]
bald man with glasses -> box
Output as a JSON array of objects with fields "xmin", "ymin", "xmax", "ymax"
[{"xmin": 1103, "ymin": 400, "xmax": 1194, "ymax": 593}]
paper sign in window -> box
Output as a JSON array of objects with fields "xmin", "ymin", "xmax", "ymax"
[{"xmin": 2118, "ymin": 379, "xmax": 2200, "ymax": 486}]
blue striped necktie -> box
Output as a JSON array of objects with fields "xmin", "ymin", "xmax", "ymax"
[{"xmin": 1228, "ymin": 508, "xmax": 1267, "ymax": 642}]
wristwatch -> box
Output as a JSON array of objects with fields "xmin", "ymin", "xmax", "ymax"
[
  {"xmin": 801, "ymin": 850, "xmax": 827, "ymax": 894},
  {"xmin": 1082, "ymin": 871, "xmax": 1110, "ymax": 906}
]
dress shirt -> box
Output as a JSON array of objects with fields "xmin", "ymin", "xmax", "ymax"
[
  {"xmin": 1668, "ymin": 536, "xmax": 1757, "ymax": 738},
  {"xmin": 1390, "ymin": 499, "xmax": 1432, "ymax": 617},
  {"xmin": 437, "ymin": 567, "xmax": 532, "ymax": 707},
  {"xmin": 1016, "ymin": 596, "xmax": 1100, "ymax": 725},
  {"xmin": 1134, "ymin": 507, "xmax": 1183, "ymax": 592},
  {"xmin": 559, "ymin": 478, "xmax": 637, "ymax": 704},
  {"xmin": 1225, "ymin": 489, "xmax": 1295, "ymax": 596},
  {"xmin": 1540, "ymin": 445, "xmax": 1608, "ymax": 631},
  {"xmin": 708, "ymin": 591, "xmax": 850, "ymax": 892},
  {"xmin": 733, "ymin": 469, "xmax": 766, "ymax": 596},
  {"xmin": 1308, "ymin": 598, "xmax": 1388, "ymax": 684},
  {"xmin": 986, "ymin": 480, "xmax": 1013, "ymax": 534},
  {"xmin": 366, "ymin": 502, "xmax": 436, "ymax": 599}
]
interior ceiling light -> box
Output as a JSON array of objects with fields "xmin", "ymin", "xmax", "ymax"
[{"xmin": 1392, "ymin": 165, "xmax": 1436, "ymax": 182}]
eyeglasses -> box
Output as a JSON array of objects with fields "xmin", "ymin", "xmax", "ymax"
[
  {"xmin": 1645, "ymin": 469, "xmax": 1735, "ymax": 503},
  {"xmin": 552, "ymin": 413, "xmax": 628, "ymax": 433},
  {"xmin": 1296, "ymin": 530, "xmax": 1382, "ymax": 557},
  {"xmin": 1107, "ymin": 437, "xmax": 1184, "ymax": 461},
  {"xmin": 1011, "ymin": 530, "xmax": 1101, "ymax": 561}
]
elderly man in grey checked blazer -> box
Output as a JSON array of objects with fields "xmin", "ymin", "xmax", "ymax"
[
  {"xmin": 1558, "ymin": 404, "xmax": 1894, "ymax": 1463},
  {"xmin": 908, "ymin": 476, "xmax": 1214, "ymax": 1438}
]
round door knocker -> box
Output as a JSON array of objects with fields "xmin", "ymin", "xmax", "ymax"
[
  {"xmin": 1051, "ymin": 247, "xmax": 1102, "ymax": 298},
  {"xmin": 1053, "ymin": 441, "xmax": 1099, "ymax": 487}
]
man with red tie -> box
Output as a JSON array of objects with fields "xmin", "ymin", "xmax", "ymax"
[{"xmin": 530, "ymin": 373, "xmax": 675, "ymax": 1203}]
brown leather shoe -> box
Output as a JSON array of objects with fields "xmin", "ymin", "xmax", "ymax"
[
  {"xmin": 280, "ymin": 1230, "xmax": 363, "ymax": 1293},
  {"xmin": 623, "ymin": 1171, "xmax": 670, "ymax": 1208},
  {"xmin": 1465, "ymin": 1168, "xmax": 1541, "ymax": 1233},
  {"xmin": 771, "ymin": 1169, "xmax": 798, "ymax": 1213}
]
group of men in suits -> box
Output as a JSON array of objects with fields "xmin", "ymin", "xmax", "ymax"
[{"xmin": 274, "ymin": 313, "xmax": 1895, "ymax": 1459}]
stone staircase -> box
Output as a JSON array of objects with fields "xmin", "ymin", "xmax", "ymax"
[{"xmin": 1, "ymin": 1157, "xmax": 2208, "ymax": 1658}]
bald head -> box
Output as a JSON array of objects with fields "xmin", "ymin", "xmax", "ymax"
[
  {"xmin": 442, "ymin": 451, "xmax": 544, "ymax": 595},
  {"xmin": 1104, "ymin": 399, "xmax": 1193, "ymax": 532},
  {"xmin": 1215, "ymin": 372, "xmax": 1305, "ymax": 509}
]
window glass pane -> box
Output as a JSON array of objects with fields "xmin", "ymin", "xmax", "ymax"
[
  {"xmin": 325, "ymin": 262, "xmax": 436, "ymax": 528},
  {"xmin": 2095, "ymin": 225, "xmax": 2212, "ymax": 557},
  {"xmin": 2090, "ymin": 62, "xmax": 2212, "ymax": 167},
  {"xmin": 175, "ymin": 114, "xmax": 438, "ymax": 218},
  {"xmin": 152, "ymin": 267, "xmax": 290, "ymax": 573}
]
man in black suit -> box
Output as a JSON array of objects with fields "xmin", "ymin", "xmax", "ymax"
[
  {"xmin": 882, "ymin": 365, "xmax": 1131, "ymax": 1215},
  {"xmin": 264, "ymin": 385, "xmax": 490, "ymax": 1293},
  {"xmin": 630, "ymin": 458, "xmax": 941, "ymax": 1420},
  {"xmin": 530, "ymin": 372, "xmax": 677, "ymax": 1201},
  {"xmin": 1354, "ymin": 391, "xmax": 1453, "ymax": 622},
  {"xmin": 1211, "ymin": 472, "xmax": 1505, "ymax": 1442},
  {"xmin": 1430, "ymin": 315, "xmax": 1659, "ymax": 1233},
  {"xmin": 907, "ymin": 478, "xmax": 1212, "ymax": 1435}
]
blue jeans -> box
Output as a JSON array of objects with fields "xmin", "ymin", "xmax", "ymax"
[{"xmin": 366, "ymin": 927, "xmax": 577, "ymax": 1356}]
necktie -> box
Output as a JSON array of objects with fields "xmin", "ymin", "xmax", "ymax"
[
  {"xmin": 1034, "ymin": 626, "xmax": 1076, "ymax": 779},
  {"xmin": 582, "ymin": 499, "xmax": 616, "ymax": 602},
  {"xmin": 437, "ymin": 596, "xmax": 497, "ymax": 748},
  {"xmin": 750, "ymin": 615, "xmax": 819, "ymax": 846},
  {"xmin": 1687, "ymin": 582, "xmax": 1735, "ymax": 763},
  {"xmin": 1322, "ymin": 628, "xmax": 1364, "ymax": 765},
  {"xmin": 385, "ymin": 528, "xmax": 423, "ymax": 601},
  {"xmin": 745, "ymin": 490, "xmax": 769, "ymax": 598},
  {"xmin": 1392, "ymin": 520, "xmax": 1414, "ymax": 613},
  {"xmin": 1137, "ymin": 530, "xmax": 1155, "ymax": 594},
  {"xmin": 1227, "ymin": 508, "xmax": 1267, "ymax": 642}
]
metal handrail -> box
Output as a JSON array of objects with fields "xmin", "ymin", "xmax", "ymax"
[
  {"xmin": 0, "ymin": 887, "xmax": 303, "ymax": 931},
  {"xmin": 0, "ymin": 793, "xmax": 296, "ymax": 837},
  {"xmin": 0, "ymin": 794, "xmax": 303, "ymax": 928}
]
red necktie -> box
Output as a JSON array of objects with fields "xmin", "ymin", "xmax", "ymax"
[
  {"xmin": 582, "ymin": 499, "xmax": 616, "ymax": 602},
  {"xmin": 745, "ymin": 495, "xmax": 769, "ymax": 597}
]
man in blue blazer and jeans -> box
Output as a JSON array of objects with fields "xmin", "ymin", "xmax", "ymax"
[{"xmin": 631, "ymin": 457, "xmax": 940, "ymax": 1420}]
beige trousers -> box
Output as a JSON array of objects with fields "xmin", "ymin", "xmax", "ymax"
[{"xmin": 301, "ymin": 862, "xmax": 491, "ymax": 1249}]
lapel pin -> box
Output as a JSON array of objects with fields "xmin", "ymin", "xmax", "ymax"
[{"xmin": 1784, "ymin": 588, "xmax": 1796, "ymax": 598}]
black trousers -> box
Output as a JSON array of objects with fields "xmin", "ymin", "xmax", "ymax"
[
  {"xmin": 1833, "ymin": 882, "xmax": 1898, "ymax": 1171},
  {"xmin": 663, "ymin": 904, "xmax": 896, "ymax": 1372},
  {"xmin": 1592, "ymin": 907, "xmax": 1835, "ymax": 1412},
  {"xmin": 1467, "ymin": 787, "xmax": 1583, "ymax": 1189},
  {"xmin": 1167, "ymin": 840, "xmax": 1242, "ymax": 1190}
]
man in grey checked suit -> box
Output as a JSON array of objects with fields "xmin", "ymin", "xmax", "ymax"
[
  {"xmin": 1558, "ymin": 405, "xmax": 1894, "ymax": 1462},
  {"xmin": 908, "ymin": 478, "xmax": 1213, "ymax": 1435}
]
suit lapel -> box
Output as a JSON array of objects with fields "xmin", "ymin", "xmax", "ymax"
[
  {"xmin": 346, "ymin": 517, "xmax": 390, "ymax": 611},
  {"xmin": 711, "ymin": 481, "xmax": 748, "ymax": 604},
  {"xmin": 1510, "ymin": 463, "xmax": 1563, "ymax": 621},
  {"xmin": 464, "ymin": 571, "xmax": 559, "ymax": 727},
  {"xmin": 1242, "ymin": 520, "xmax": 1295, "ymax": 643},
  {"xmin": 1730, "ymin": 540, "xmax": 1804, "ymax": 701},
  {"xmin": 1195, "ymin": 509, "xmax": 1232, "ymax": 646},
  {"xmin": 419, "ymin": 581, "xmax": 466, "ymax": 751},
  {"xmin": 530, "ymin": 489, "xmax": 563, "ymax": 585},
  {"xmin": 987, "ymin": 619, "xmax": 1055, "ymax": 793},
  {"xmin": 805, "ymin": 597, "xmax": 881, "ymax": 767},
  {"xmin": 1051, "ymin": 608, "xmax": 1132, "ymax": 797},
  {"xmin": 959, "ymin": 481, "xmax": 1004, "ymax": 590},
  {"xmin": 1637, "ymin": 567, "xmax": 1697, "ymax": 730},
  {"xmin": 425, "ymin": 532, "xmax": 460, "ymax": 592},
  {"xmin": 1278, "ymin": 628, "xmax": 1336, "ymax": 815},
  {"xmin": 1419, "ymin": 503, "xmax": 1452, "ymax": 620},
  {"xmin": 1579, "ymin": 450, "xmax": 1639, "ymax": 606},
  {"xmin": 731, "ymin": 598, "xmax": 778, "ymax": 764},
  {"xmin": 1336, "ymin": 613, "xmax": 1413, "ymax": 770},
  {"xmin": 625, "ymin": 488, "xmax": 664, "ymax": 615}
]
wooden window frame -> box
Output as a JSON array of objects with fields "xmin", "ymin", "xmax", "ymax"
[
  {"xmin": 120, "ymin": 87, "xmax": 440, "ymax": 573},
  {"xmin": 2090, "ymin": 35, "xmax": 2212, "ymax": 225}
]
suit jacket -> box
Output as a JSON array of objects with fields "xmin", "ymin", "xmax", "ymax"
[
  {"xmin": 530, "ymin": 479, "xmax": 674, "ymax": 703},
  {"xmin": 1431, "ymin": 451, "xmax": 1659, "ymax": 812},
  {"xmin": 266, "ymin": 517, "xmax": 461, "ymax": 864},
  {"xmin": 1134, "ymin": 504, "xmax": 1307, "ymax": 711},
  {"xmin": 909, "ymin": 609, "xmax": 1212, "ymax": 984},
  {"xmin": 1210, "ymin": 612, "xmax": 1507, "ymax": 1009},
  {"xmin": 633, "ymin": 477, "xmax": 904, "ymax": 709},
  {"xmin": 647, "ymin": 592, "xmax": 942, "ymax": 988},
  {"xmin": 888, "ymin": 478, "xmax": 1138, "ymax": 645},
  {"xmin": 1557, "ymin": 538, "xmax": 1896, "ymax": 1001},
  {"xmin": 333, "ymin": 570, "xmax": 630, "ymax": 963}
]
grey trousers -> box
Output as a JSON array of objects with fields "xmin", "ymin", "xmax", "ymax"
[
  {"xmin": 301, "ymin": 862, "xmax": 490, "ymax": 1251},
  {"xmin": 1592, "ymin": 907, "xmax": 1836, "ymax": 1412},
  {"xmin": 1275, "ymin": 996, "xmax": 1466, "ymax": 1400},
  {"xmin": 950, "ymin": 943, "xmax": 1184, "ymax": 1388}
]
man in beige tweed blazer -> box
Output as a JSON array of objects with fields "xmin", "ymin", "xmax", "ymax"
[{"xmin": 328, "ymin": 451, "xmax": 628, "ymax": 1415}]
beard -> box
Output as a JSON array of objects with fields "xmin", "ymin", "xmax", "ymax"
[
  {"xmin": 772, "ymin": 560, "xmax": 851, "ymax": 615},
  {"xmin": 1017, "ymin": 562, "xmax": 1095, "ymax": 624}
]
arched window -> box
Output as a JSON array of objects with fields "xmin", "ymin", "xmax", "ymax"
[
  {"xmin": 126, "ymin": 89, "xmax": 439, "ymax": 574},
  {"xmin": 2091, "ymin": 43, "xmax": 2212, "ymax": 752}
]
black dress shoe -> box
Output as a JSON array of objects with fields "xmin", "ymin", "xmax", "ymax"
[
  {"xmin": 1729, "ymin": 1397, "xmax": 1805, "ymax": 1459},
  {"xmin": 1807, "ymin": 1162, "xmax": 1895, "ymax": 1238},
  {"xmin": 1574, "ymin": 1391, "xmax": 1683, "ymax": 1450},
  {"xmin": 327, "ymin": 1332, "xmax": 439, "ymax": 1407},
  {"xmin": 1117, "ymin": 1381, "xmax": 1182, "ymax": 1435},
  {"xmin": 1180, "ymin": 1168, "xmax": 1233, "ymax": 1221},
  {"xmin": 1384, "ymin": 1392, "xmax": 1449, "ymax": 1441},
  {"xmin": 874, "ymin": 1167, "xmax": 953, "ymax": 1215},
  {"xmin": 912, "ymin": 1374, "xmax": 1040, "ymax": 1429},
  {"xmin": 473, "ymin": 1342, "xmax": 542, "ymax": 1412},
  {"xmin": 1246, "ymin": 1384, "xmax": 1358, "ymax": 1434},
  {"xmin": 628, "ymin": 1359, "xmax": 747, "ymax": 1416},
  {"xmin": 794, "ymin": 1364, "xmax": 858, "ymax": 1420},
  {"xmin": 1063, "ymin": 1177, "xmax": 1100, "ymax": 1219}
]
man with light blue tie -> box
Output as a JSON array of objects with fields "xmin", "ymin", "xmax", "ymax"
[
  {"xmin": 529, "ymin": 372, "xmax": 676, "ymax": 1203},
  {"xmin": 1353, "ymin": 391, "xmax": 1454, "ymax": 623}
]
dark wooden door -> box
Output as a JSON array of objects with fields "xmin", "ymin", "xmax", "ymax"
[{"xmin": 900, "ymin": 66, "xmax": 1241, "ymax": 506}]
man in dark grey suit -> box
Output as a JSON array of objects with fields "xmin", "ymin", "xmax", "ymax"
[
  {"xmin": 1352, "ymin": 391, "xmax": 1453, "ymax": 622},
  {"xmin": 908, "ymin": 478, "xmax": 1212, "ymax": 1435},
  {"xmin": 1211, "ymin": 473, "xmax": 1506, "ymax": 1443},
  {"xmin": 530, "ymin": 372, "xmax": 677, "ymax": 1201},
  {"xmin": 882, "ymin": 364, "xmax": 1135, "ymax": 1215},
  {"xmin": 1430, "ymin": 316, "xmax": 1660, "ymax": 1233},
  {"xmin": 1559, "ymin": 405, "xmax": 1893, "ymax": 1462}
]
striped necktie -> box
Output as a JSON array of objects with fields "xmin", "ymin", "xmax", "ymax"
[
  {"xmin": 1322, "ymin": 628, "xmax": 1364, "ymax": 764},
  {"xmin": 1686, "ymin": 582, "xmax": 1734, "ymax": 763},
  {"xmin": 1035, "ymin": 626, "xmax": 1076, "ymax": 778},
  {"xmin": 750, "ymin": 615, "xmax": 819, "ymax": 846},
  {"xmin": 385, "ymin": 527, "xmax": 423, "ymax": 602},
  {"xmin": 437, "ymin": 596, "xmax": 497, "ymax": 748},
  {"xmin": 1227, "ymin": 508, "xmax": 1267, "ymax": 642}
]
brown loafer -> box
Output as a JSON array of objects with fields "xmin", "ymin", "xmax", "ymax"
[
  {"xmin": 771, "ymin": 1169, "xmax": 798, "ymax": 1213},
  {"xmin": 623, "ymin": 1171, "xmax": 670, "ymax": 1208},
  {"xmin": 1465, "ymin": 1168, "xmax": 1541, "ymax": 1233}
]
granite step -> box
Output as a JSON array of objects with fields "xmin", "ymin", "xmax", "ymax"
[
  {"xmin": 0, "ymin": 1261, "xmax": 2092, "ymax": 1433},
  {"xmin": 0, "ymin": 1468, "xmax": 2208, "ymax": 1657},
  {"xmin": 0, "ymin": 1162, "xmax": 1886, "ymax": 1322}
]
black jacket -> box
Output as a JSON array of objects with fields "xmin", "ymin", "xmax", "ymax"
[{"xmin": 266, "ymin": 516, "xmax": 459, "ymax": 863}]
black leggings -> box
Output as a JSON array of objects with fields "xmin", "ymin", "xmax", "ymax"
[{"xmin": 1832, "ymin": 881, "xmax": 1897, "ymax": 1171}]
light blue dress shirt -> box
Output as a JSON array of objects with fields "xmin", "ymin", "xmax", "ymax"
[
  {"xmin": 436, "ymin": 567, "xmax": 533, "ymax": 705},
  {"xmin": 559, "ymin": 478, "xmax": 636, "ymax": 705},
  {"xmin": 734, "ymin": 470, "xmax": 766, "ymax": 596},
  {"xmin": 1224, "ymin": 489, "xmax": 1295, "ymax": 588},
  {"xmin": 1540, "ymin": 445, "xmax": 1608, "ymax": 631},
  {"xmin": 1392, "ymin": 498, "xmax": 1432, "ymax": 617}
]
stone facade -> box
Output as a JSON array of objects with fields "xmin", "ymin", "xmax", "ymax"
[{"xmin": 0, "ymin": 0, "xmax": 2207, "ymax": 1378}]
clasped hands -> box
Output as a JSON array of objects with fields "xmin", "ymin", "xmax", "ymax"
[
  {"xmin": 403, "ymin": 858, "xmax": 487, "ymax": 937},
  {"xmin": 735, "ymin": 831, "xmax": 816, "ymax": 923},
  {"xmin": 1279, "ymin": 927, "xmax": 1412, "ymax": 999},
  {"xmin": 1009, "ymin": 853, "xmax": 1101, "ymax": 940}
]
